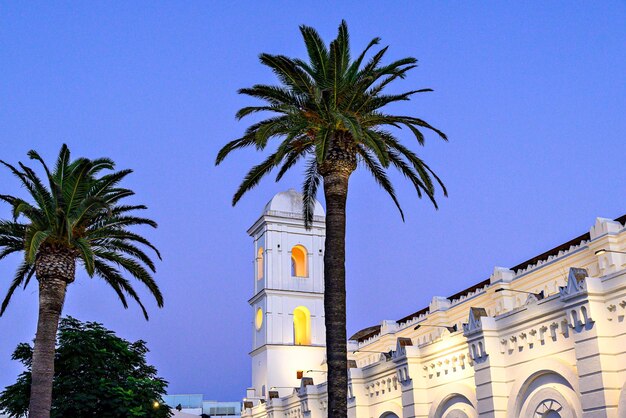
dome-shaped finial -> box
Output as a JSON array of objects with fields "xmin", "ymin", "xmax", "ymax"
[{"xmin": 263, "ymin": 189, "xmax": 325, "ymax": 217}]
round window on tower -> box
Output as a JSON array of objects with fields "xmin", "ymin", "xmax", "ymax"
[{"xmin": 255, "ymin": 308, "xmax": 263, "ymax": 330}]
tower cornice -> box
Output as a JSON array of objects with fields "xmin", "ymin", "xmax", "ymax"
[
  {"xmin": 247, "ymin": 213, "xmax": 325, "ymax": 237},
  {"xmin": 248, "ymin": 288, "xmax": 324, "ymax": 305}
]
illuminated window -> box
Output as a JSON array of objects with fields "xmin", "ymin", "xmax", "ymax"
[
  {"xmin": 293, "ymin": 306, "xmax": 311, "ymax": 345},
  {"xmin": 257, "ymin": 247, "xmax": 264, "ymax": 280},
  {"xmin": 255, "ymin": 308, "xmax": 263, "ymax": 330},
  {"xmin": 291, "ymin": 245, "xmax": 307, "ymax": 277}
]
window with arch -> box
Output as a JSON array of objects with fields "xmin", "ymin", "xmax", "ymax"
[
  {"xmin": 293, "ymin": 306, "xmax": 311, "ymax": 345},
  {"xmin": 255, "ymin": 308, "xmax": 263, "ymax": 330},
  {"xmin": 257, "ymin": 247, "xmax": 264, "ymax": 280},
  {"xmin": 291, "ymin": 245, "xmax": 307, "ymax": 277},
  {"xmin": 534, "ymin": 399, "xmax": 563, "ymax": 418}
]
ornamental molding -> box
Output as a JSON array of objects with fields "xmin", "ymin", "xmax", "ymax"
[
  {"xmin": 463, "ymin": 307, "xmax": 488, "ymax": 335},
  {"xmin": 559, "ymin": 267, "xmax": 589, "ymax": 299}
]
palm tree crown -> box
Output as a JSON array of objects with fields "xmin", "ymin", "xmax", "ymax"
[
  {"xmin": 216, "ymin": 20, "xmax": 447, "ymax": 223},
  {"xmin": 0, "ymin": 144, "xmax": 163, "ymax": 319}
]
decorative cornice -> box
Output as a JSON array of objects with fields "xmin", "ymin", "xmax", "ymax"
[
  {"xmin": 559, "ymin": 267, "xmax": 589, "ymax": 300},
  {"xmin": 463, "ymin": 307, "xmax": 488, "ymax": 335}
]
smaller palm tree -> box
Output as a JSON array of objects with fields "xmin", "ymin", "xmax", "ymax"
[{"xmin": 0, "ymin": 144, "xmax": 163, "ymax": 418}]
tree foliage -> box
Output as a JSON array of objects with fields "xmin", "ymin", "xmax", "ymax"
[
  {"xmin": 0, "ymin": 317, "xmax": 172, "ymax": 418},
  {"xmin": 216, "ymin": 20, "xmax": 447, "ymax": 226},
  {"xmin": 0, "ymin": 144, "xmax": 163, "ymax": 319}
]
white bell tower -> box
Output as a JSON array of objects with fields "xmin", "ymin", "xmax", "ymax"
[{"xmin": 247, "ymin": 189, "xmax": 326, "ymax": 399}]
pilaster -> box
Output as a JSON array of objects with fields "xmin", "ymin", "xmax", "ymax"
[
  {"xmin": 560, "ymin": 268, "xmax": 621, "ymax": 417},
  {"xmin": 464, "ymin": 309, "xmax": 508, "ymax": 418}
]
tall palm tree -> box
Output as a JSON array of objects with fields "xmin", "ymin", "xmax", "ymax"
[
  {"xmin": 217, "ymin": 21, "xmax": 447, "ymax": 416},
  {"xmin": 0, "ymin": 144, "xmax": 163, "ymax": 418}
]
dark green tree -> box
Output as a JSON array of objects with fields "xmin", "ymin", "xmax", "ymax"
[
  {"xmin": 0, "ymin": 317, "xmax": 172, "ymax": 418},
  {"xmin": 0, "ymin": 145, "xmax": 163, "ymax": 417},
  {"xmin": 216, "ymin": 21, "xmax": 447, "ymax": 417}
]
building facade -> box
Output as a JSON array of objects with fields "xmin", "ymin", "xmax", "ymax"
[
  {"xmin": 243, "ymin": 191, "xmax": 626, "ymax": 418},
  {"xmin": 163, "ymin": 394, "xmax": 242, "ymax": 417}
]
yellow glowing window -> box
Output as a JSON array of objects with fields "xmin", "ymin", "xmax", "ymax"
[
  {"xmin": 255, "ymin": 308, "xmax": 263, "ymax": 330},
  {"xmin": 293, "ymin": 306, "xmax": 311, "ymax": 345},
  {"xmin": 291, "ymin": 245, "xmax": 307, "ymax": 277},
  {"xmin": 257, "ymin": 247, "xmax": 264, "ymax": 280}
]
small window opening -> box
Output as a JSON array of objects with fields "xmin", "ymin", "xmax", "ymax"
[{"xmin": 291, "ymin": 245, "xmax": 307, "ymax": 277}]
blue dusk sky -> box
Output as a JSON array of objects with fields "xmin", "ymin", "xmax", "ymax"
[{"xmin": 0, "ymin": 1, "xmax": 625, "ymax": 401}]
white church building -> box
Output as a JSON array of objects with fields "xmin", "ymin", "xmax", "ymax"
[{"xmin": 242, "ymin": 190, "xmax": 626, "ymax": 418}]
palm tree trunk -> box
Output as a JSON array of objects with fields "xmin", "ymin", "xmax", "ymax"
[
  {"xmin": 29, "ymin": 277, "xmax": 67, "ymax": 418},
  {"xmin": 29, "ymin": 249, "xmax": 74, "ymax": 418},
  {"xmin": 323, "ymin": 169, "xmax": 350, "ymax": 418}
]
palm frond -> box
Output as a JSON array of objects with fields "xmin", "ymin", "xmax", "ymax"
[
  {"xmin": 215, "ymin": 135, "xmax": 258, "ymax": 165},
  {"xmin": 239, "ymin": 85, "xmax": 305, "ymax": 107},
  {"xmin": 89, "ymin": 230, "xmax": 162, "ymax": 260},
  {"xmin": 25, "ymin": 230, "xmax": 50, "ymax": 263},
  {"xmin": 73, "ymin": 237, "xmax": 95, "ymax": 276},
  {"xmin": 357, "ymin": 147, "xmax": 404, "ymax": 221},
  {"xmin": 94, "ymin": 240, "xmax": 157, "ymax": 273},
  {"xmin": 259, "ymin": 54, "xmax": 313, "ymax": 95},
  {"xmin": 275, "ymin": 145, "xmax": 312, "ymax": 181},
  {"xmin": 93, "ymin": 260, "xmax": 150, "ymax": 320},
  {"xmin": 302, "ymin": 158, "xmax": 321, "ymax": 228},
  {"xmin": 387, "ymin": 149, "xmax": 439, "ymax": 205},
  {"xmin": 360, "ymin": 129, "xmax": 390, "ymax": 167},
  {"xmin": 346, "ymin": 37, "xmax": 380, "ymax": 82},
  {"xmin": 314, "ymin": 127, "xmax": 331, "ymax": 164},
  {"xmin": 1, "ymin": 262, "xmax": 34, "ymax": 316},
  {"xmin": 93, "ymin": 250, "xmax": 164, "ymax": 308},
  {"xmin": 299, "ymin": 24, "xmax": 329, "ymax": 80},
  {"xmin": 232, "ymin": 152, "xmax": 282, "ymax": 205}
]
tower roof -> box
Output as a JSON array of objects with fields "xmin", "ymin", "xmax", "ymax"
[{"xmin": 263, "ymin": 189, "xmax": 325, "ymax": 217}]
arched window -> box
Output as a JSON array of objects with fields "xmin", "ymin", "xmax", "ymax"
[
  {"xmin": 257, "ymin": 247, "xmax": 264, "ymax": 280},
  {"xmin": 293, "ymin": 306, "xmax": 311, "ymax": 345},
  {"xmin": 580, "ymin": 306, "xmax": 589, "ymax": 324},
  {"xmin": 291, "ymin": 245, "xmax": 307, "ymax": 277},
  {"xmin": 255, "ymin": 308, "xmax": 263, "ymax": 330},
  {"xmin": 534, "ymin": 399, "xmax": 563, "ymax": 418}
]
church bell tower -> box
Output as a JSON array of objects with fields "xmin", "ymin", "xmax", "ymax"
[{"xmin": 247, "ymin": 189, "xmax": 326, "ymax": 399}]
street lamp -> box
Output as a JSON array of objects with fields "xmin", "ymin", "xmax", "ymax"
[
  {"xmin": 595, "ymin": 248, "xmax": 626, "ymax": 255},
  {"xmin": 413, "ymin": 324, "xmax": 458, "ymax": 333},
  {"xmin": 494, "ymin": 288, "xmax": 544, "ymax": 300}
]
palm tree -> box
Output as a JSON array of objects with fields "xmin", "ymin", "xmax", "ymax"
[
  {"xmin": 216, "ymin": 21, "xmax": 447, "ymax": 416},
  {"xmin": 0, "ymin": 144, "xmax": 163, "ymax": 418}
]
